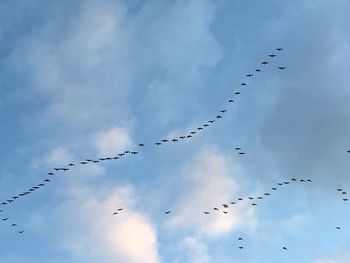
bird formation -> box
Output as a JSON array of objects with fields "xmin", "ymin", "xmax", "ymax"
[{"xmin": 1, "ymin": 48, "xmax": 286, "ymax": 237}]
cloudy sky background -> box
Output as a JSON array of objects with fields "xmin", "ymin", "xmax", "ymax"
[{"xmin": 1, "ymin": 0, "xmax": 350, "ymax": 262}]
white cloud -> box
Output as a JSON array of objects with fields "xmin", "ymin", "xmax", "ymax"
[
  {"xmin": 178, "ymin": 236, "xmax": 210, "ymax": 263},
  {"xmin": 56, "ymin": 184, "xmax": 160, "ymax": 263},
  {"xmin": 167, "ymin": 147, "xmax": 257, "ymax": 237},
  {"xmin": 94, "ymin": 126, "xmax": 133, "ymax": 156}
]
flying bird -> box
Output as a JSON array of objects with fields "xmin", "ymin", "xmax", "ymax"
[
  {"xmin": 229, "ymin": 99, "xmax": 234, "ymax": 103},
  {"xmin": 179, "ymin": 136, "xmax": 186, "ymax": 139},
  {"xmin": 130, "ymin": 151, "xmax": 138, "ymax": 155},
  {"xmin": 19, "ymin": 231, "xmax": 24, "ymax": 234},
  {"xmin": 256, "ymin": 69, "xmax": 261, "ymax": 72},
  {"xmin": 48, "ymin": 172, "xmax": 54, "ymax": 176},
  {"xmin": 220, "ymin": 110, "xmax": 227, "ymax": 113},
  {"xmin": 291, "ymin": 178, "xmax": 297, "ymax": 182},
  {"xmin": 264, "ymin": 193, "xmax": 270, "ymax": 196},
  {"xmin": 68, "ymin": 163, "xmax": 74, "ymax": 166},
  {"xmin": 234, "ymin": 92, "xmax": 241, "ymax": 95},
  {"xmin": 11, "ymin": 223, "xmax": 17, "ymax": 227},
  {"xmin": 235, "ymin": 147, "xmax": 242, "ymax": 150},
  {"xmin": 62, "ymin": 168, "xmax": 69, "ymax": 171},
  {"xmin": 161, "ymin": 139, "xmax": 169, "ymax": 143},
  {"xmin": 203, "ymin": 124, "xmax": 209, "ymax": 127},
  {"xmin": 187, "ymin": 135, "xmax": 192, "ymax": 138},
  {"xmin": 155, "ymin": 142, "xmax": 162, "ymax": 145},
  {"xmin": 336, "ymin": 226, "xmax": 341, "ymax": 230},
  {"xmin": 248, "ymin": 197, "xmax": 254, "ymax": 200},
  {"xmin": 172, "ymin": 139, "xmax": 178, "ymax": 142},
  {"xmin": 276, "ymin": 48, "xmax": 284, "ymax": 51},
  {"xmin": 197, "ymin": 127, "xmax": 203, "ymax": 130},
  {"xmin": 278, "ymin": 66, "xmax": 286, "ymax": 70},
  {"xmin": 216, "ymin": 115, "xmax": 222, "ymax": 119},
  {"xmin": 251, "ymin": 203, "xmax": 257, "ymax": 206},
  {"xmin": 261, "ymin": 61, "xmax": 269, "ymax": 65},
  {"xmin": 80, "ymin": 161, "xmax": 88, "ymax": 165},
  {"xmin": 241, "ymin": 82, "xmax": 247, "ymax": 86},
  {"xmin": 272, "ymin": 188, "xmax": 277, "ymax": 191},
  {"xmin": 269, "ymin": 54, "xmax": 276, "ymax": 57},
  {"xmin": 238, "ymin": 152, "xmax": 246, "ymax": 155},
  {"xmin": 165, "ymin": 211, "xmax": 171, "ymax": 214},
  {"xmin": 223, "ymin": 211, "xmax": 228, "ymax": 214},
  {"xmin": 44, "ymin": 179, "xmax": 51, "ymax": 182},
  {"xmin": 2, "ymin": 218, "xmax": 9, "ymax": 221},
  {"xmin": 213, "ymin": 207, "xmax": 219, "ymax": 211},
  {"xmin": 190, "ymin": 131, "xmax": 197, "ymax": 134},
  {"xmin": 138, "ymin": 144, "xmax": 145, "ymax": 147},
  {"xmin": 257, "ymin": 197, "xmax": 263, "ymax": 200},
  {"xmin": 283, "ymin": 246, "xmax": 287, "ymax": 251},
  {"xmin": 337, "ymin": 188, "xmax": 344, "ymax": 192},
  {"xmin": 238, "ymin": 246, "xmax": 244, "ymax": 249},
  {"xmin": 246, "ymin": 74, "xmax": 253, "ymax": 77},
  {"xmin": 223, "ymin": 204, "xmax": 229, "ymax": 208},
  {"xmin": 238, "ymin": 237, "xmax": 243, "ymax": 240},
  {"xmin": 238, "ymin": 198, "xmax": 243, "ymax": 201},
  {"xmin": 204, "ymin": 211, "xmax": 210, "ymax": 215},
  {"xmin": 117, "ymin": 208, "xmax": 124, "ymax": 211}
]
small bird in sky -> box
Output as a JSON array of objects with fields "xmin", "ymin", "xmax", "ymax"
[
  {"xmin": 283, "ymin": 246, "xmax": 288, "ymax": 251},
  {"xmin": 261, "ymin": 61, "xmax": 269, "ymax": 65},
  {"xmin": 278, "ymin": 66, "xmax": 286, "ymax": 70},
  {"xmin": 269, "ymin": 54, "xmax": 276, "ymax": 57},
  {"xmin": 241, "ymin": 82, "xmax": 247, "ymax": 86},
  {"xmin": 256, "ymin": 69, "xmax": 261, "ymax": 72},
  {"xmin": 165, "ymin": 211, "xmax": 171, "ymax": 214},
  {"xmin": 246, "ymin": 74, "xmax": 253, "ymax": 77},
  {"xmin": 138, "ymin": 144, "xmax": 145, "ymax": 147}
]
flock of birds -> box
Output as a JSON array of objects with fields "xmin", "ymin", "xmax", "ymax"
[{"xmin": 1, "ymin": 47, "xmax": 349, "ymax": 257}]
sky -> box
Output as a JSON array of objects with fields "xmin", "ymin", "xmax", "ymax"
[{"xmin": 0, "ymin": 0, "xmax": 350, "ymax": 262}]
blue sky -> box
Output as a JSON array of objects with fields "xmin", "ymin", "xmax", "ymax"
[{"xmin": 1, "ymin": 0, "xmax": 350, "ymax": 262}]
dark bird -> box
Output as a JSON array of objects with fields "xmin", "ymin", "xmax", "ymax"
[
  {"xmin": 241, "ymin": 82, "xmax": 247, "ymax": 86},
  {"xmin": 44, "ymin": 179, "xmax": 51, "ymax": 182},
  {"xmin": 106, "ymin": 157, "xmax": 112, "ymax": 160},
  {"xmin": 277, "ymin": 183, "xmax": 283, "ymax": 186},
  {"xmin": 54, "ymin": 168, "xmax": 60, "ymax": 171},
  {"xmin": 161, "ymin": 139, "xmax": 169, "ymax": 143},
  {"xmin": 7, "ymin": 199, "xmax": 14, "ymax": 203},
  {"xmin": 187, "ymin": 135, "xmax": 192, "ymax": 138},
  {"xmin": 230, "ymin": 201, "xmax": 236, "ymax": 205},
  {"xmin": 11, "ymin": 223, "xmax": 17, "ymax": 227},
  {"xmin": 197, "ymin": 127, "xmax": 203, "ymax": 130},
  {"xmin": 1, "ymin": 202, "xmax": 7, "ymax": 205},
  {"xmin": 272, "ymin": 188, "xmax": 277, "ymax": 191},
  {"xmin": 261, "ymin": 61, "xmax": 269, "ymax": 65},
  {"xmin": 264, "ymin": 193, "xmax": 270, "ymax": 196},
  {"xmin": 257, "ymin": 197, "xmax": 263, "ymax": 200},
  {"xmin": 347, "ymin": 150, "xmax": 350, "ymax": 153},
  {"xmin": 112, "ymin": 157, "xmax": 119, "ymax": 160},
  {"xmin": 204, "ymin": 211, "xmax": 210, "ymax": 215},
  {"xmin": 238, "ymin": 198, "xmax": 243, "ymax": 201},
  {"xmin": 48, "ymin": 172, "xmax": 54, "ymax": 176},
  {"xmin": 203, "ymin": 124, "xmax": 209, "ymax": 127},
  {"xmin": 220, "ymin": 110, "xmax": 227, "ymax": 113},
  {"xmin": 138, "ymin": 144, "xmax": 145, "ymax": 147},
  {"xmin": 246, "ymin": 74, "xmax": 253, "ymax": 77},
  {"xmin": 251, "ymin": 203, "xmax": 257, "ymax": 206},
  {"xmin": 278, "ymin": 66, "xmax": 286, "ymax": 70},
  {"xmin": 342, "ymin": 192, "xmax": 347, "ymax": 195},
  {"xmin": 238, "ymin": 152, "xmax": 246, "ymax": 155},
  {"xmin": 62, "ymin": 168, "xmax": 69, "ymax": 171},
  {"xmin": 86, "ymin": 159, "xmax": 93, "ymax": 162},
  {"xmin": 343, "ymin": 198, "xmax": 348, "ymax": 201},
  {"xmin": 179, "ymin": 136, "xmax": 186, "ymax": 139},
  {"xmin": 68, "ymin": 163, "xmax": 74, "ymax": 166},
  {"xmin": 216, "ymin": 115, "xmax": 222, "ymax": 119},
  {"xmin": 336, "ymin": 226, "xmax": 341, "ymax": 230},
  {"xmin": 12, "ymin": 196, "xmax": 19, "ymax": 199},
  {"xmin": 213, "ymin": 208, "xmax": 219, "ymax": 211},
  {"xmin": 235, "ymin": 147, "xmax": 241, "ymax": 150},
  {"xmin": 223, "ymin": 204, "xmax": 229, "ymax": 208},
  {"xmin": 118, "ymin": 154, "xmax": 125, "ymax": 157},
  {"xmin": 165, "ymin": 211, "xmax": 171, "ymax": 214},
  {"xmin": 238, "ymin": 237, "xmax": 243, "ymax": 240},
  {"xmin": 300, "ymin": 179, "xmax": 306, "ymax": 182},
  {"xmin": 276, "ymin": 48, "xmax": 284, "ymax": 51},
  {"xmin": 155, "ymin": 142, "xmax": 162, "ymax": 145},
  {"xmin": 283, "ymin": 182, "xmax": 290, "ymax": 185},
  {"xmin": 124, "ymin": 151, "xmax": 130, "ymax": 154},
  {"xmin": 208, "ymin": 120, "xmax": 215, "ymax": 123},
  {"xmin": 113, "ymin": 212, "xmax": 118, "ymax": 215},
  {"xmin": 223, "ymin": 211, "xmax": 228, "ymax": 214},
  {"xmin": 19, "ymin": 231, "xmax": 24, "ymax": 234},
  {"xmin": 190, "ymin": 131, "xmax": 197, "ymax": 134},
  {"xmin": 238, "ymin": 246, "xmax": 244, "ymax": 249},
  {"xmin": 256, "ymin": 69, "xmax": 261, "ymax": 72},
  {"xmin": 234, "ymin": 92, "xmax": 241, "ymax": 95},
  {"xmin": 248, "ymin": 197, "xmax": 254, "ymax": 200},
  {"xmin": 283, "ymin": 246, "xmax": 287, "ymax": 251},
  {"xmin": 291, "ymin": 178, "xmax": 297, "ymax": 182},
  {"xmin": 269, "ymin": 54, "xmax": 276, "ymax": 57},
  {"xmin": 80, "ymin": 161, "xmax": 88, "ymax": 165},
  {"xmin": 117, "ymin": 208, "xmax": 124, "ymax": 211},
  {"xmin": 2, "ymin": 218, "xmax": 9, "ymax": 221},
  {"xmin": 38, "ymin": 184, "xmax": 44, "ymax": 187},
  {"xmin": 130, "ymin": 151, "xmax": 138, "ymax": 155},
  {"xmin": 172, "ymin": 139, "xmax": 178, "ymax": 142},
  {"xmin": 337, "ymin": 188, "xmax": 344, "ymax": 192},
  {"xmin": 229, "ymin": 99, "xmax": 234, "ymax": 103},
  {"xmin": 307, "ymin": 179, "xmax": 312, "ymax": 182},
  {"xmin": 99, "ymin": 158, "xmax": 107, "ymax": 161}
]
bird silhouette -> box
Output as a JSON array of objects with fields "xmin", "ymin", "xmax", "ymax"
[
  {"xmin": 261, "ymin": 61, "xmax": 269, "ymax": 65},
  {"xmin": 269, "ymin": 54, "xmax": 276, "ymax": 57},
  {"xmin": 276, "ymin": 48, "xmax": 284, "ymax": 51},
  {"xmin": 138, "ymin": 144, "xmax": 145, "ymax": 147},
  {"xmin": 246, "ymin": 74, "xmax": 253, "ymax": 77},
  {"xmin": 256, "ymin": 69, "xmax": 261, "ymax": 72},
  {"xmin": 241, "ymin": 82, "xmax": 247, "ymax": 86},
  {"xmin": 283, "ymin": 246, "xmax": 287, "ymax": 251},
  {"xmin": 278, "ymin": 66, "xmax": 286, "ymax": 70},
  {"xmin": 165, "ymin": 211, "xmax": 171, "ymax": 214}
]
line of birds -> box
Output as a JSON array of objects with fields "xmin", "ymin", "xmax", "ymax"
[{"xmin": 1, "ymin": 48, "xmax": 286, "ymax": 233}]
